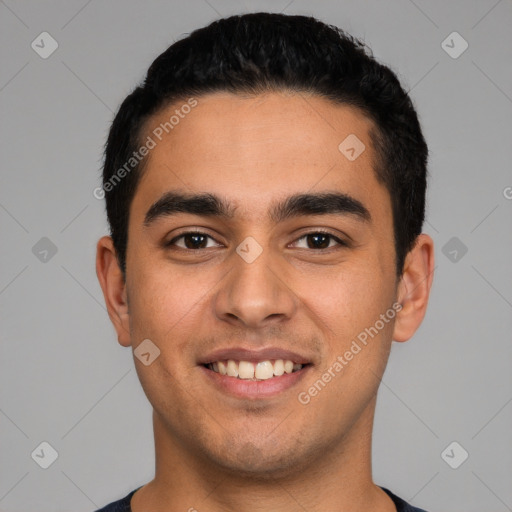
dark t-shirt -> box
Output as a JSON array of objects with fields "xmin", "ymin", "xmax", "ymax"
[{"xmin": 95, "ymin": 486, "xmax": 428, "ymax": 511}]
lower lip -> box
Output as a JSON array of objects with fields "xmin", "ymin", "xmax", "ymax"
[{"xmin": 200, "ymin": 365, "xmax": 311, "ymax": 399}]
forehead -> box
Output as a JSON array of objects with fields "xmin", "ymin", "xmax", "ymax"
[{"xmin": 133, "ymin": 91, "xmax": 389, "ymax": 222}]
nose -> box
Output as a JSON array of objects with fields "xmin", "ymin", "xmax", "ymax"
[{"xmin": 213, "ymin": 238, "xmax": 298, "ymax": 330}]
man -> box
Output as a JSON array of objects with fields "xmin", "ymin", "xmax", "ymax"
[{"xmin": 95, "ymin": 12, "xmax": 434, "ymax": 512}]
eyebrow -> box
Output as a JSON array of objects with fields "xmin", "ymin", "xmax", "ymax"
[{"xmin": 143, "ymin": 190, "xmax": 371, "ymax": 227}]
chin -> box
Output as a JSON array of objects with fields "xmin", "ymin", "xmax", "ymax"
[
  {"xmin": 204, "ymin": 434, "xmax": 316, "ymax": 481},
  {"xmin": 213, "ymin": 454, "xmax": 300, "ymax": 481}
]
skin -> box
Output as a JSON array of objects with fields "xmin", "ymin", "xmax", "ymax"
[{"xmin": 96, "ymin": 91, "xmax": 434, "ymax": 512}]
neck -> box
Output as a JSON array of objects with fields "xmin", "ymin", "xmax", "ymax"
[{"xmin": 131, "ymin": 394, "xmax": 396, "ymax": 512}]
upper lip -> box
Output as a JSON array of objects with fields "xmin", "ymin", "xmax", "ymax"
[{"xmin": 198, "ymin": 347, "xmax": 312, "ymax": 365}]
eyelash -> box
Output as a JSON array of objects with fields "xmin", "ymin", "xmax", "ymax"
[{"xmin": 165, "ymin": 230, "xmax": 348, "ymax": 252}]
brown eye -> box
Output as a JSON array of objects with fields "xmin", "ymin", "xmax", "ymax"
[
  {"xmin": 292, "ymin": 231, "xmax": 346, "ymax": 250},
  {"xmin": 167, "ymin": 232, "xmax": 221, "ymax": 250}
]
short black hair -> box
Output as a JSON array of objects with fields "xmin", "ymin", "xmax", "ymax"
[{"xmin": 101, "ymin": 12, "xmax": 428, "ymax": 279}]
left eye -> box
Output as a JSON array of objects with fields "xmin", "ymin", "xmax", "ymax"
[
  {"xmin": 166, "ymin": 231, "xmax": 345, "ymax": 251},
  {"xmin": 291, "ymin": 232, "xmax": 346, "ymax": 250}
]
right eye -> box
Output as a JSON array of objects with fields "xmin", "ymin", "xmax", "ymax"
[{"xmin": 165, "ymin": 231, "xmax": 223, "ymax": 251}]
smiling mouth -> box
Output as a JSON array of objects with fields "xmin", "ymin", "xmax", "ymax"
[{"xmin": 204, "ymin": 359, "xmax": 309, "ymax": 381}]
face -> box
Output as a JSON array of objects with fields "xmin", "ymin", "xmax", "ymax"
[{"xmin": 99, "ymin": 91, "xmax": 424, "ymax": 478}]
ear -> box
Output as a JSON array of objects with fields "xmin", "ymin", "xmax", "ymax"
[
  {"xmin": 393, "ymin": 234, "xmax": 435, "ymax": 342},
  {"xmin": 96, "ymin": 236, "xmax": 131, "ymax": 347}
]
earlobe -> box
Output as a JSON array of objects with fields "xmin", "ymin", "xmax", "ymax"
[
  {"xmin": 95, "ymin": 236, "xmax": 131, "ymax": 347},
  {"xmin": 392, "ymin": 234, "xmax": 435, "ymax": 342}
]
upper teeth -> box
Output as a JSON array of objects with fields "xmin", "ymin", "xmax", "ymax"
[{"xmin": 208, "ymin": 359, "xmax": 303, "ymax": 380}]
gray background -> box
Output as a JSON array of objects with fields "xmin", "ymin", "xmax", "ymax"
[{"xmin": 1, "ymin": 1, "xmax": 511, "ymax": 511}]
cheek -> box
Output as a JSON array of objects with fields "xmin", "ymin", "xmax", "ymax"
[
  {"xmin": 298, "ymin": 269, "xmax": 396, "ymax": 414},
  {"xmin": 127, "ymin": 264, "xmax": 198, "ymax": 342},
  {"xmin": 298, "ymin": 262, "xmax": 394, "ymax": 340}
]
